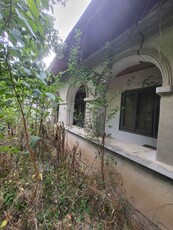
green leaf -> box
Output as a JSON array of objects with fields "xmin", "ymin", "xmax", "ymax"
[
  {"xmin": 28, "ymin": 19, "xmax": 44, "ymax": 37},
  {"xmin": 27, "ymin": 18, "xmax": 38, "ymax": 33},
  {"xmin": 15, "ymin": 8, "xmax": 36, "ymax": 38},
  {"xmin": 42, "ymin": 0, "xmax": 49, "ymax": 10},
  {"xmin": 36, "ymin": 21, "xmax": 45, "ymax": 37},
  {"xmin": 27, "ymin": 0, "xmax": 39, "ymax": 19},
  {"xmin": 22, "ymin": 82, "xmax": 30, "ymax": 89},
  {"xmin": 36, "ymin": 0, "xmax": 41, "ymax": 9},
  {"xmin": 29, "ymin": 136, "xmax": 41, "ymax": 148},
  {"xmin": 5, "ymin": 99, "xmax": 13, "ymax": 106},
  {"xmin": 36, "ymin": 72, "xmax": 47, "ymax": 85},
  {"xmin": 33, "ymin": 88, "xmax": 42, "ymax": 97},
  {"xmin": 23, "ymin": 67, "xmax": 31, "ymax": 75},
  {"xmin": 46, "ymin": 92, "xmax": 55, "ymax": 100},
  {"xmin": 10, "ymin": 30, "xmax": 25, "ymax": 47}
]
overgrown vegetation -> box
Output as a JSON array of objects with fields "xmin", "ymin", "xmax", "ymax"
[
  {"xmin": 0, "ymin": 0, "xmax": 65, "ymax": 179},
  {"xmin": 0, "ymin": 123, "xmax": 159, "ymax": 230}
]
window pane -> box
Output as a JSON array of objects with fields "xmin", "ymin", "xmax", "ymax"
[
  {"xmin": 136, "ymin": 92, "xmax": 153, "ymax": 134},
  {"xmin": 123, "ymin": 94, "xmax": 136, "ymax": 129},
  {"xmin": 120, "ymin": 87, "xmax": 160, "ymax": 137}
]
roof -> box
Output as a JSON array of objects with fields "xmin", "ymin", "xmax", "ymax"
[{"xmin": 50, "ymin": 0, "xmax": 159, "ymax": 75}]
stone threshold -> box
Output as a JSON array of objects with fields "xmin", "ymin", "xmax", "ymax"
[{"xmin": 65, "ymin": 125, "xmax": 173, "ymax": 181}]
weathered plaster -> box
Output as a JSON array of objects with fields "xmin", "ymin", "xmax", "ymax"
[{"xmin": 66, "ymin": 129, "xmax": 173, "ymax": 230}]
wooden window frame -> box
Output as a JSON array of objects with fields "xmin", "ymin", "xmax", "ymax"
[{"xmin": 119, "ymin": 87, "xmax": 160, "ymax": 137}]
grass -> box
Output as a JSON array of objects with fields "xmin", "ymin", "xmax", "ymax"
[{"xmin": 0, "ymin": 124, "xmax": 159, "ymax": 230}]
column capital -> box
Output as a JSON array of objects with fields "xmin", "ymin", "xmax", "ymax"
[
  {"xmin": 59, "ymin": 101, "xmax": 68, "ymax": 105},
  {"xmin": 84, "ymin": 97, "xmax": 95, "ymax": 102},
  {"xmin": 156, "ymin": 85, "xmax": 173, "ymax": 95}
]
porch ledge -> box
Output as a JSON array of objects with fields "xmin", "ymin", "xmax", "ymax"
[{"xmin": 65, "ymin": 126, "xmax": 173, "ymax": 181}]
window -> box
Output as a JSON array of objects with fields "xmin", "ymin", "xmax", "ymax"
[
  {"xmin": 120, "ymin": 87, "xmax": 160, "ymax": 137},
  {"xmin": 73, "ymin": 86, "xmax": 86, "ymax": 128}
]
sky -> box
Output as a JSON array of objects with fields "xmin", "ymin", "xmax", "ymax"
[
  {"xmin": 54, "ymin": 0, "xmax": 92, "ymax": 40},
  {"xmin": 43, "ymin": 0, "xmax": 92, "ymax": 67}
]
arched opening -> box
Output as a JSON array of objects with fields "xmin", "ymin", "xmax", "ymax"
[
  {"xmin": 73, "ymin": 85, "xmax": 86, "ymax": 128},
  {"xmin": 111, "ymin": 49, "xmax": 172, "ymax": 87},
  {"xmin": 106, "ymin": 60, "xmax": 162, "ymax": 148},
  {"xmin": 118, "ymin": 62, "xmax": 161, "ymax": 138}
]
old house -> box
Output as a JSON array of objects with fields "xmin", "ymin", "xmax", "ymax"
[{"xmin": 50, "ymin": 0, "xmax": 173, "ymax": 229}]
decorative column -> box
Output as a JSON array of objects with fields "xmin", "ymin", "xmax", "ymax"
[
  {"xmin": 84, "ymin": 97, "xmax": 94, "ymax": 131},
  {"xmin": 156, "ymin": 85, "xmax": 173, "ymax": 165},
  {"xmin": 58, "ymin": 101, "xmax": 74, "ymax": 126},
  {"xmin": 84, "ymin": 97, "xmax": 105, "ymax": 136}
]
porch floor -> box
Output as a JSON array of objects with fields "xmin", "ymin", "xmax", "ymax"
[{"xmin": 105, "ymin": 136, "xmax": 173, "ymax": 180}]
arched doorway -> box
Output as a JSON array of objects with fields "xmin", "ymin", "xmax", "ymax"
[{"xmin": 73, "ymin": 85, "xmax": 86, "ymax": 128}]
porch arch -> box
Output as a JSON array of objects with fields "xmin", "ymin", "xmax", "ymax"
[
  {"xmin": 111, "ymin": 48, "xmax": 172, "ymax": 89},
  {"xmin": 66, "ymin": 83, "xmax": 89, "ymax": 103},
  {"xmin": 66, "ymin": 83, "xmax": 88, "ymax": 126}
]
